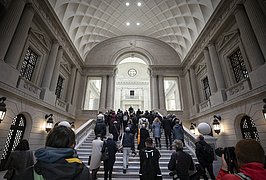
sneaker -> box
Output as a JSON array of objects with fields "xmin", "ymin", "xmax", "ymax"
[
  {"xmin": 126, "ymin": 165, "xmax": 128, "ymax": 168},
  {"xmin": 123, "ymin": 169, "xmax": 126, "ymax": 174}
]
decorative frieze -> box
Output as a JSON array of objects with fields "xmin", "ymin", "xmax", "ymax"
[
  {"xmin": 199, "ymin": 100, "xmax": 211, "ymax": 112},
  {"xmin": 56, "ymin": 98, "xmax": 66, "ymax": 110},
  {"xmin": 226, "ymin": 78, "xmax": 251, "ymax": 100},
  {"xmin": 17, "ymin": 77, "xmax": 42, "ymax": 98}
]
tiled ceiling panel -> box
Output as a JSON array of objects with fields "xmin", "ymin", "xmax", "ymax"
[{"xmin": 49, "ymin": 0, "xmax": 220, "ymax": 60}]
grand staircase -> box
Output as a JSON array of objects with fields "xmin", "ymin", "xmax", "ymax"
[{"xmin": 76, "ymin": 130, "xmax": 198, "ymax": 180}]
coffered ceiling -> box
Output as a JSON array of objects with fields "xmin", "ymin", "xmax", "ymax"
[{"xmin": 48, "ymin": 0, "xmax": 220, "ymax": 61}]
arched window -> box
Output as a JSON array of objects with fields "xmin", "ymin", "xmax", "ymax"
[
  {"xmin": 0, "ymin": 114, "xmax": 26, "ymax": 169},
  {"xmin": 240, "ymin": 115, "xmax": 260, "ymax": 141}
]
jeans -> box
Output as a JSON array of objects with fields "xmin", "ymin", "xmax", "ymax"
[{"xmin": 123, "ymin": 147, "xmax": 131, "ymax": 169}]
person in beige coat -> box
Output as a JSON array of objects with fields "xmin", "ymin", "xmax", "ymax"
[{"xmin": 90, "ymin": 134, "xmax": 103, "ymax": 180}]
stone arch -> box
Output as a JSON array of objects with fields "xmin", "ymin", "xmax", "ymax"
[
  {"xmin": 19, "ymin": 112, "xmax": 33, "ymax": 140},
  {"xmin": 234, "ymin": 113, "xmax": 246, "ymax": 141}
]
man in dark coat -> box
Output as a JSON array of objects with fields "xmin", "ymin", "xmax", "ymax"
[
  {"xmin": 94, "ymin": 118, "xmax": 106, "ymax": 139},
  {"xmin": 103, "ymin": 134, "xmax": 118, "ymax": 180},
  {"xmin": 162, "ymin": 115, "xmax": 173, "ymax": 150},
  {"xmin": 138, "ymin": 124, "xmax": 150, "ymax": 150},
  {"xmin": 168, "ymin": 140, "xmax": 194, "ymax": 180},
  {"xmin": 139, "ymin": 138, "xmax": 162, "ymax": 180},
  {"xmin": 195, "ymin": 135, "xmax": 215, "ymax": 180}
]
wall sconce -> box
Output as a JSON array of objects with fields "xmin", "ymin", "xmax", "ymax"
[
  {"xmin": 263, "ymin": 98, "xmax": 266, "ymax": 120},
  {"xmin": 0, "ymin": 97, "xmax": 7, "ymax": 122},
  {"xmin": 45, "ymin": 114, "xmax": 53, "ymax": 133},
  {"xmin": 190, "ymin": 123, "xmax": 196, "ymax": 134},
  {"xmin": 70, "ymin": 122, "xmax": 75, "ymax": 131},
  {"xmin": 213, "ymin": 115, "xmax": 221, "ymax": 134}
]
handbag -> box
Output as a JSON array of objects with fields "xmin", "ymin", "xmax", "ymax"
[{"xmin": 101, "ymin": 141, "xmax": 109, "ymax": 161}]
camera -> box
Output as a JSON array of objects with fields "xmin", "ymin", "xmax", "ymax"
[{"xmin": 215, "ymin": 147, "xmax": 237, "ymax": 174}]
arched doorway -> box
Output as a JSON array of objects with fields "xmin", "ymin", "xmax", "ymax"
[
  {"xmin": 114, "ymin": 56, "xmax": 150, "ymax": 111},
  {"xmin": 240, "ymin": 115, "xmax": 260, "ymax": 141},
  {"xmin": 0, "ymin": 114, "xmax": 26, "ymax": 169}
]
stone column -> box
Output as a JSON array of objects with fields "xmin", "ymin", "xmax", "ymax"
[
  {"xmin": 41, "ymin": 41, "xmax": 60, "ymax": 88},
  {"xmin": 244, "ymin": 0, "xmax": 266, "ymax": 61},
  {"xmin": 151, "ymin": 75, "xmax": 159, "ymax": 110},
  {"xmin": 234, "ymin": 5, "xmax": 264, "ymax": 70},
  {"xmin": 203, "ymin": 48, "xmax": 217, "ymax": 94},
  {"xmin": 158, "ymin": 75, "xmax": 166, "ymax": 110},
  {"xmin": 189, "ymin": 67, "xmax": 200, "ymax": 105},
  {"xmin": 66, "ymin": 67, "xmax": 77, "ymax": 104},
  {"xmin": 208, "ymin": 43, "xmax": 226, "ymax": 90},
  {"xmin": 50, "ymin": 47, "xmax": 63, "ymax": 92},
  {"xmin": 5, "ymin": 4, "xmax": 35, "ymax": 68},
  {"xmin": 99, "ymin": 75, "xmax": 107, "ymax": 110},
  {"xmin": 0, "ymin": 0, "xmax": 26, "ymax": 61},
  {"xmin": 106, "ymin": 74, "xmax": 114, "ymax": 110}
]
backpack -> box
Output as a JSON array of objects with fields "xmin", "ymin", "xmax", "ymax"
[
  {"xmin": 202, "ymin": 143, "xmax": 214, "ymax": 163},
  {"xmin": 141, "ymin": 149, "xmax": 159, "ymax": 179}
]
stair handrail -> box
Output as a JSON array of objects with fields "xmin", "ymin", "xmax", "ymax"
[
  {"xmin": 183, "ymin": 126, "xmax": 197, "ymax": 156},
  {"xmin": 75, "ymin": 119, "xmax": 96, "ymax": 149}
]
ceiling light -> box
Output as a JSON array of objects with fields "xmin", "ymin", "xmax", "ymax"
[
  {"xmin": 126, "ymin": 2, "xmax": 130, "ymax": 6},
  {"xmin": 126, "ymin": 22, "xmax": 130, "ymax": 26},
  {"xmin": 136, "ymin": 22, "xmax": 140, "ymax": 26},
  {"xmin": 137, "ymin": 2, "xmax": 142, "ymax": 6}
]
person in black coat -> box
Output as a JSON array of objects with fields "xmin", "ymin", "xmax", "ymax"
[
  {"xmin": 195, "ymin": 135, "xmax": 215, "ymax": 180},
  {"xmin": 162, "ymin": 115, "xmax": 173, "ymax": 150},
  {"xmin": 139, "ymin": 138, "xmax": 162, "ymax": 180},
  {"xmin": 103, "ymin": 134, "xmax": 118, "ymax": 180},
  {"xmin": 110, "ymin": 121, "xmax": 120, "ymax": 141},
  {"xmin": 138, "ymin": 124, "xmax": 150, "ymax": 150},
  {"xmin": 94, "ymin": 118, "xmax": 106, "ymax": 139},
  {"xmin": 168, "ymin": 140, "xmax": 194, "ymax": 180}
]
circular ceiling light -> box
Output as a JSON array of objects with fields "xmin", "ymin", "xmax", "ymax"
[
  {"xmin": 136, "ymin": 22, "xmax": 140, "ymax": 26},
  {"xmin": 126, "ymin": 22, "xmax": 130, "ymax": 26},
  {"xmin": 137, "ymin": 2, "xmax": 142, "ymax": 6},
  {"xmin": 126, "ymin": 2, "xmax": 130, "ymax": 6}
]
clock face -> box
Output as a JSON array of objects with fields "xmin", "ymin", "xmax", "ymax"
[{"xmin": 128, "ymin": 68, "xmax": 137, "ymax": 77}]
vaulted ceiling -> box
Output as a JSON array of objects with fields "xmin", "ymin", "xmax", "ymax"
[{"xmin": 48, "ymin": 0, "xmax": 220, "ymax": 61}]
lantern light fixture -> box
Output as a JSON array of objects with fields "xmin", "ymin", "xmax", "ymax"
[
  {"xmin": 190, "ymin": 123, "xmax": 196, "ymax": 134},
  {"xmin": 45, "ymin": 114, "xmax": 54, "ymax": 133},
  {"xmin": 213, "ymin": 115, "xmax": 221, "ymax": 134},
  {"xmin": 0, "ymin": 97, "xmax": 7, "ymax": 122}
]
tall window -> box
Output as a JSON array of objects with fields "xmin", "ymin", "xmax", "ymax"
[
  {"xmin": 240, "ymin": 115, "xmax": 260, "ymax": 141},
  {"xmin": 130, "ymin": 90, "xmax": 134, "ymax": 97},
  {"xmin": 20, "ymin": 48, "xmax": 38, "ymax": 81},
  {"xmin": 55, "ymin": 75, "xmax": 64, "ymax": 99},
  {"xmin": 202, "ymin": 77, "xmax": 211, "ymax": 100},
  {"xmin": 229, "ymin": 49, "xmax": 248, "ymax": 83}
]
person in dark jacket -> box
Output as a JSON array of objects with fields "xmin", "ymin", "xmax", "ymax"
[
  {"xmin": 94, "ymin": 118, "xmax": 106, "ymax": 139},
  {"xmin": 110, "ymin": 121, "xmax": 120, "ymax": 141},
  {"xmin": 195, "ymin": 135, "xmax": 215, "ymax": 180},
  {"xmin": 139, "ymin": 138, "xmax": 162, "ymax": 180},
  {"xmin": 168, "ymin": 140, "xmax": 194, "ymax": 180},
  {"xmin": 103, "ymin": 134, "xmax": 118, "ymax": 180},
  {"xmin": 137, "ymin": 124, "xmax": 150, "ymax": 150},
  {"xmin": 172, "ymin": 119, "xmax": 184, "ymax": 145},
  {"xmin": 162, "ymin": 115, "xmax": 173, "ymax": 150},
  {"xmin": 4, "ymin": 139, "xmax": 34, "ymax": 180},
  {"xmin": 13, "ymin": 125, "xmax": 90, "ymax": 180},
  {"xmin": 121, "ymin": 127, "xmax": 135, "ymax": 174}
]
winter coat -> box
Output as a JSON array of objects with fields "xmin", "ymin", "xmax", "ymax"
[
  {"xmin": 90, "ymin": 137, "xmax": 103, "ymax": 170},
  {"xmin": 110, "ymin": 123, "xmax": 120, "ymax": 141},
  {"xmin": 195, "ymin": 140, "xmax": 213, "ymax": 166},
  {"xmin": 172, "ymin": 124, "xmax": 184, "ymax": 140},
  {"xmin": 12, "ymin": 147, "xmax": 90, "ymax": 180},
  {"xmin": 138, "ymin": 128, "xmax": 150, "ymax": 150},
  {"xmin": 162, "ymin": 117, "xmax": 173, "ymax": 136},
  {"xmin": 5, "ymin": 150, "xmax": 34, "ymax": 178},
  {"xmin": 94, "ymin": 120, "xmax": 106, "ymax": 138},
  {"xmin": 122, "ymin": 132, "xmax": 135, "ymax": 150},
  {"xmin": 152, "ymin": 121, "xmax": 161, "ymax": 138},
  {"xmin": 216, "ymin": 162, "xmax": 266, "ymax": 180},
  {"xmin": 139, "ymin": 147, "xmax": 162, "ymax": 180},
  {"xmin": 168, "ymin": 150, "xmax": 194, "ymax": 180},
  {"xmin": 103, "ymin": 138, "xmax": 118, "ymax": 171}
]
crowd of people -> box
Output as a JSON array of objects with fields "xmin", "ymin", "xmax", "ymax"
[{"xmin": 3, "ymin": 106, "xmax": 266, "ymax": 180}]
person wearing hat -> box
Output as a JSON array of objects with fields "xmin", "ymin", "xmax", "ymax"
[
  {"xmin": 121, "ymin": 127, "xmax": 135, "ymax": 174},
  {"xmin": 168, "ymin": 140, "xmax": 194, "ymax": 180},
  {"xmin": 103, "ymin": 134, "xmax": 118, "ymax": 180}
]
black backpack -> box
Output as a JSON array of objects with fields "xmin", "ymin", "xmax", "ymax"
[{"xmin": 202, "ymin": 143, "xmax": 214, "ymax": 163}]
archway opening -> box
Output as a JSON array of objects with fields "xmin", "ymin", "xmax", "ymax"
[{"xmin": 114, "ymin": 57, "xmax": 150, "ymax": 111}]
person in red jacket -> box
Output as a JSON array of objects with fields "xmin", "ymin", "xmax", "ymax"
[{"xmin": 216, "ymin": 139, "xmax": 266, "ymax": 180}]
